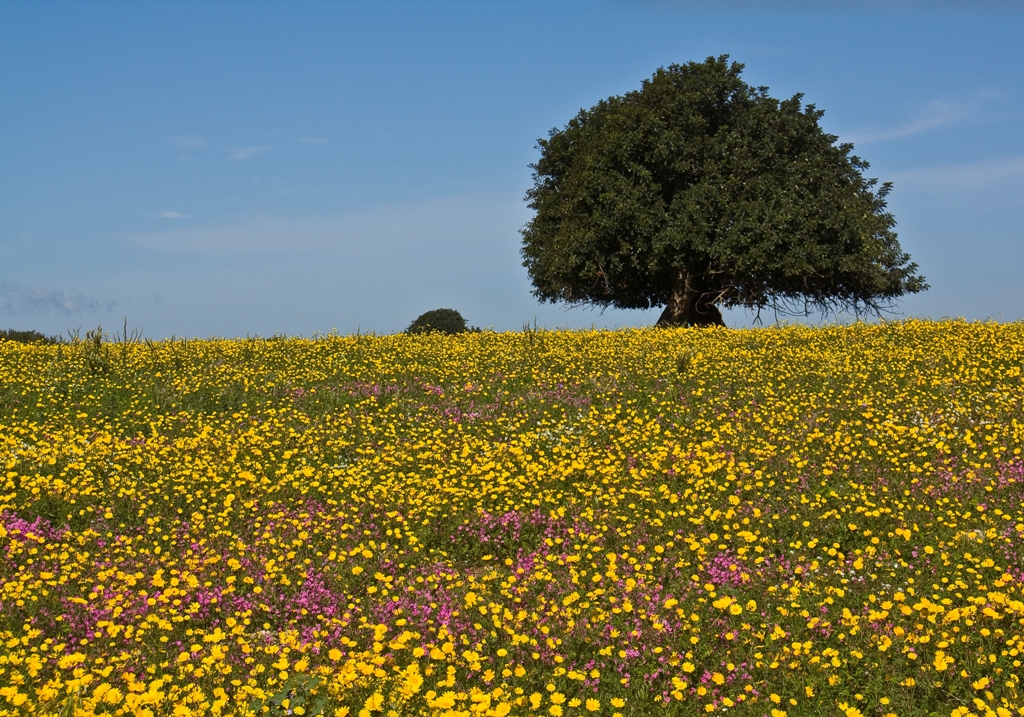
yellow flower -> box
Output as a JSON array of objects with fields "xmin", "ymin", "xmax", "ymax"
[
  {"xmin": 933, "ymin": 650, "xmax": 953, "ymax": 672},
  {"xmin": 3, "ymin": 321, "xmax": 1019, "ymax": 714},
  {"xmin": 430, "ymin": 692, "xmax": 456, "ymax": 709}
]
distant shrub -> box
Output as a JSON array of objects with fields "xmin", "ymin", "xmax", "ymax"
[
  {"xmin": 0, "ymin": 328, "xmax": 61, "ymax": 344},
  {"xmin": 406, "ymin": 309, "xmax": 470, "ymax": 335}
]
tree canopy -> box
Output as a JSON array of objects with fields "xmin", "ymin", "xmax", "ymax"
[
  {"xmin": 406, "ymin": 308, "xmax": 470, "ymax": 335},
  {"xmin": 521, "ymin": 55, "xmax": 927, "ymax": 327}
]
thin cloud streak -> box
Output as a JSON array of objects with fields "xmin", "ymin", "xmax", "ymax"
[
  {"xmin": 114, "ymin": 192, "xmax": 559, "ymax": 336},
  {"xmin": 226, "ymin": 146, "xmax": 272, "ymax": 160},
  {"xmin": 0, "ymin": 282, "xmax": 107, "ymax": 316},
  {"xmin": 174, "ymin": 136, "xmax": 207, "ymax": 148},
  {"xmin": 157, "ymin": 211, "xmax": 190, "ymax": 219},
  {"xmin": 892, "ymin": 155, "xmax": 1024, "ymax": 190},
  {"xmin": 846, "ymin": 91, "xmax": 999, "ymax": 144},
  {"xmin": 121, "ymin": 193, "xmax": 525, "ymax": 256}
]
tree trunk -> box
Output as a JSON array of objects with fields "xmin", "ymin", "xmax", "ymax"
[{"xmin": 655, "ymin": 269, "xmax": 725, "ymax": 328}]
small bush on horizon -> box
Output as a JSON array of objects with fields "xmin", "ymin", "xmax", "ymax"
[
  {"xmin": 0, "ymin": 328, "xmax": 62, "ymax": 344},
  {"xmin": 405, "ymin": 308, "xmax": 477, "ymax": 335}
]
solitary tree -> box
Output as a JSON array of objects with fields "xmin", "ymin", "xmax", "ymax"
[
  {"xmin": 521, "ymin": 56, "xmax": 927, "ymax": 327},
  {"xmin": 406, "ymin": 308, "xmax": 470, "ymax": 335}
]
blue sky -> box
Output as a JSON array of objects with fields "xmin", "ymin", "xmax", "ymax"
[{"xmin": 1, "ymin": 1, "xmax": 1021, "ymax": 338}]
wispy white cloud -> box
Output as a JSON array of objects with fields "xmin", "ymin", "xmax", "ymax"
[
  {"xmin": 116, "ymin": 191, "xmax": 651, "ymax": 335},
  {"xmin": 121, "ymin": 194, "xmax": 526, "ymax": 257},
  {"xmin": 0, "ymin": 282, "xmax": 107, "ymax": 316},
  {"xmin": 227, "ymin": 145, "xmax": 272, "ymax": 161},
  {"xmin": 300, "ymin": 137, "xmax": 328, "ymax": 144},
  {"xmin": 847, "ymin": 91, "xmax": 1000, "ymax": 144},
  {"xmin": 892, "ymin": 155, "xmax": 1024, "ymax": 190},
  {"xmin": 156, "ymin": 211, "xmax": 190, "ymax": 219},
  {"xmin": 174, "ymin": 136, "xmax": 208, "ymax": 149}
]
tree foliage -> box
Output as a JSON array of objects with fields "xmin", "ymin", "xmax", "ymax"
[
  {"xmin": 406, "ymin": 308, "xmax": 470, "ymax": 335},
  {"xmin": 0, "ymin": 328, "xmax": 61, "ymax": 344},
  {"xmin": 521, "ymin": 56, "xmax": 927, "ymax": 327}
]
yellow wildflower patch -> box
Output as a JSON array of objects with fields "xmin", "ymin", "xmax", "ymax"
[{"xmin": 0, "ymin": 320, "xmax": 1021, "ymax": 714}]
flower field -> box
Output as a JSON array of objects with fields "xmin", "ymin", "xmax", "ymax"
[{"xmin": 1, "ymin": 320, "xmax": 1023, "ymax": 717}]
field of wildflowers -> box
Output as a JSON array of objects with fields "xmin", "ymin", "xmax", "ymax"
[{"xmin": 1, "ymin": 320, "xmax": 1022, "ymax": 717}]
